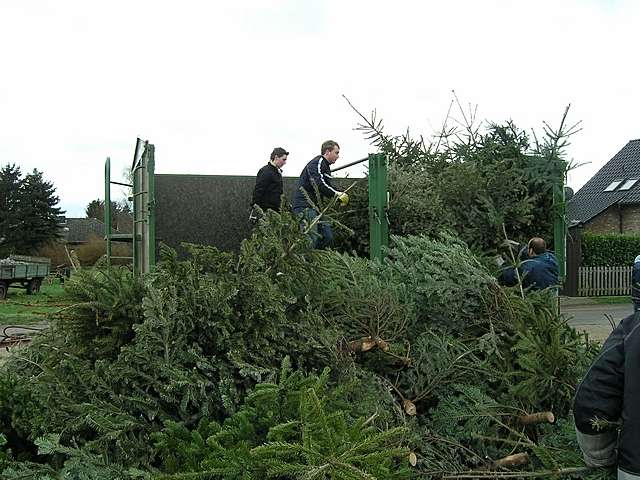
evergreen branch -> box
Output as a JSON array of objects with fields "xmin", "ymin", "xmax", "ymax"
[{"xmin": 439, "ymin": 466, "xmax": 594, "ymax": 478}]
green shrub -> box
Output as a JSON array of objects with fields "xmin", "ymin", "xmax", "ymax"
[
  {"xmin": 75, "ymin": 234, "xmax": 132, "ymax": 266},
  {"xmin": 35, "ymin": 236, "xmax": 132, "ymax": 268},
  {"xmin": 582, "ymin": 232, "xmax": 640, "ymax": 266}
]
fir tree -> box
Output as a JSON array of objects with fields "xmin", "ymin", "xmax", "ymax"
[
  {"xmin": 0, "ymin": 164, "xmax": 22, "ymax": 256},
  {"xmin": 152, "ymin": 361, "xmax": 411, "ymax": 480},
  {"xmin": 12, "ymin": 168, "xmax": 64, "ymax": 253},
  {"xmin": 86, "ymin": 198, "xmax": 132, "ymax": 232}
]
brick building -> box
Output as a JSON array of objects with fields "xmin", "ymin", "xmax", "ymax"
[{"xmin": 567, "ymin": 139, "xmax": 640, "ymax": 234}]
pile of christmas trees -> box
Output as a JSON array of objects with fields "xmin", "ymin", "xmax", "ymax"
[{"xmin": 0, "ymin": 211, "xmax": 612, "ymax": 479}]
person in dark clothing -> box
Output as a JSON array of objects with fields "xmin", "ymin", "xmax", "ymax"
[
  {"xmin": 574, "ymin": 311, "xmax": 640, "ymax": 479},
  {"xmin": 250, "ymin": 147, "xmax": 288, "ymax": 220},
  {"xmin": 632, "ymin": 255, "xmax": 640, "ymax": 312},
  {"xmin": 499, "ymin": 237, "xmax": 559, "ymax": 291},
  {"xmin": 292, "ymin": 140, "xmax": 349, "ymax": 249}
]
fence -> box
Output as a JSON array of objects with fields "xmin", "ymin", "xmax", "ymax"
[{"xmin": 578, "ymin": 266, "xmax": 633, "ymax": 296}]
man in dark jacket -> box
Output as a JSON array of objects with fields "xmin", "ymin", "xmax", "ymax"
[
  {"xmin": 292, "ymin": 140, "xmax": 349, "ymax": 249},
  {"xmin": 574, "ymin": 311, "xmax": 640, "ymax": 479},
  {"xmin": 251, "ymin": 147, "xmax": 288, "ymax": 217},
  {"xmin": 499, "ymin": 237, "xmax": 558, "ymax": 291},
  {"xmin": 632, "ymin": 255, "xmax": 640, "ymax": 312}
]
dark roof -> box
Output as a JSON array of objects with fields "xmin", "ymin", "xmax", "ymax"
[
  {"xmin": 60, "ymin": 217, "xmax": 107, "ymax": 243},
  {"xmin": 567, "ymin": 139, "xmax": 640, "ymax": 223}
]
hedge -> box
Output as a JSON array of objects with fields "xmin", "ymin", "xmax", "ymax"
[{"xmin": 582, "ymin": 233, "xmax": 640, "ymax": 266}]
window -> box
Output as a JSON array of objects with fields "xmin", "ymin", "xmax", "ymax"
[
  {"xmin": 604, "ymin": 180, "xmax": 623, "ymax": 191},
  {"xmin": 619, "ymin": 178, "xmax": 639, "ymax": 191}
]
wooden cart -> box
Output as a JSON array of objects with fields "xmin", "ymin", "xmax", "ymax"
[{"xmin": 0, "ymin": 255, "xmax": 51, "ymax": 300}]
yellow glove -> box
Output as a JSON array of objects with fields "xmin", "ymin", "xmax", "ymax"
[{"xmin": 337, "ymin": 192, "xmax": 349, "ymax": 206}]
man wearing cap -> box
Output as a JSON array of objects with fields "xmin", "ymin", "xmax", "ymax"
[
  {"xmin": 251, "ymin": 147, "xmax": 288, "ymax": 217},
  {"xmin": 292, "ymin": 140, "xmax": 349, "ymax": 249}
]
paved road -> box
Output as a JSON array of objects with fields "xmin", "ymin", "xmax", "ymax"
[{"xmin": 561, "ymin": 303, "xmax": 633, "ymax": 342}]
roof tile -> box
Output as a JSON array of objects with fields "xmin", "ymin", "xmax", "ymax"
[{"xmin": 567, "ymin": 139, "xmax": 640, "ymax": 223}]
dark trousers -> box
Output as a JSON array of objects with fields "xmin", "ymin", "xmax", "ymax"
[{"xmin": 294, "ymin": 207, "xmax": 333, "ymax": 249}]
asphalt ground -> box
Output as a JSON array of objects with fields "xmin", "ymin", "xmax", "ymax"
[{"xmin": 561, "ymin": 303, "xmax": 633, "ymax": 342}]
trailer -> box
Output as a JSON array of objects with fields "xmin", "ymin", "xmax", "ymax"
[{"xmin": 0, "ymin": 255, "xmax": 51, "ymax": 300}]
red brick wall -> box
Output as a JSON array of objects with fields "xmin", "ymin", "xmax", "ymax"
[
  {"xmin": 585, "ymin": 205, "xmax": 621, "ymax": 233},
  {"xmin": 584, "ymin": 204, "xmax": 640, "ymax": 234},
  {"xmin": 621, "ymin": 205, "xmax": 640, "ymax": 233}
]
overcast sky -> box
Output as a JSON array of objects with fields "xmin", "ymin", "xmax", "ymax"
[{"xmin": 1, "ymin": 0, "xmax": 638, "ymax": 217}]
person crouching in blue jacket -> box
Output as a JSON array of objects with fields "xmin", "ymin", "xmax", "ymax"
[
  {"xmin": 500, "ymin": 237, "xmax": 559, "ymax": 291},
  {"xmin": 632, "ymin": 255, "xmax": 640, "ymax": 312}
]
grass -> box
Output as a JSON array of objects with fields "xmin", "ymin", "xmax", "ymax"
[
  {"xmin": 0, "ymin": 280, "xmax": 73, "ymax": 326},
  {"xmin": 590, "ymin": 296, "xmax": 633, "ymax": 305}
]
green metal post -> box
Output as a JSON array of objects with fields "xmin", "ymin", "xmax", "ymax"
[
  {"xmin": 132, "ymin": 155, "xmax": 140, "ymax": 276},
  {"xmin": 146, "ymin": 144, "xmax": 156, "ymax": 271},
  {"xmin": 130, "ymin": 140, "xmax": 156, "ymax": 276},
  {"xmin": 368, "ymin": 153, "xmax": 389, "ymax": 262},
  {"xmin": 553, "ymin": 160, "xmax": 566, "ymax": 284},
  {"xmin": 104, "ymin": 157, "xmax": 112, "ymax": 266}
]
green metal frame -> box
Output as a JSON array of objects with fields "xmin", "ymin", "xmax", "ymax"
[
  {"xmin": 553, "ymin": 160, "xmax": 567, "ymax": 284},
  {"xmin": 104, "ymin": 157, "xmax": 134, "ymax": 266},
  {"xmin": 131, "ymin": 139, "xmax": 156, "ymax": 275},
  {"xmin": 107, "ymin": 145, "xmax": 388, "ymax": 270},
  {"xmin": 105, "ymin": 138, "xmax": 156, "ymax": 275},
  {"xmin": 367, "ymin": 153, "xmax": 389, "ymax": 262},
  {"xmin": 105, "ymin": 157, "xmax": 112, "ymax": 262},
  {"xmin": 332, "ymin": 153, "xmax": 390, "ymax": 262}
]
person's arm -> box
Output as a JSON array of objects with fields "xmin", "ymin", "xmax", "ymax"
[
  {"xmin": 518, "ymin": 259, "xmax": 536, "ymax": 288},
  {"xmin": 574, "ymin": 429, "xmax": 618, "ymax": 468},
  {"xmin": 498, "ymin": 265, "xmax": 518, "ymax": 286},
  {"xmin": 617, "ymin": 329, "xmax": 640, "ymax": 477},
  {"xmin": 307, "ymin": 157, "xmax": 340, "ymax": 198},
  {"xmin": 573, "ymin": 316, "xmax": 632, "ymax": 468}
]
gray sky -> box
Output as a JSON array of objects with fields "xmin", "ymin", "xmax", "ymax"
[{"xmin": 1, "ymin": 0, "xmax": 638, "ymax": 217}]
